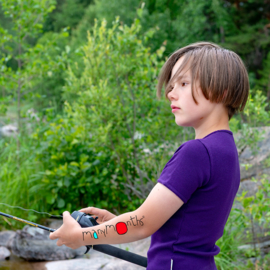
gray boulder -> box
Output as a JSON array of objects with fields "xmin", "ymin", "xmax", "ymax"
[
  {"xmin": 45, "ymin": 258, "xmax": 111, "ymax": 270},
  {"xmin": 44, "ymin": 237, "xmax": 151, "ymax": 270},
  {"xmin": 236, "ymin": 126, "xmax": 270, "ymax": 181},
  {"xmin": 0, "ymin": 230, "xmax": 16, "ymax": 249},
  {"xmin": 233, "ymin": 126, "xmax": 270, "ymax": 251},
  {"xmin": 11, "ymin": 225, "xmax": 85, "ymax": 261},
  {"xmin": 0, "ymin": 246, "xmax": 10, "ymax": 260},
  {"xmin": 0, "ymin": 124, "xmax": 18, "ymax": 137}
]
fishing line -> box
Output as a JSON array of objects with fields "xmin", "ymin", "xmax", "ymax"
[{"xmin": 0, "ymin": 203, "xmax": 62, "ymax": 218}]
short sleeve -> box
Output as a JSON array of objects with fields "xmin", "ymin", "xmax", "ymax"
[{"xmin": 158, "ymin": 140, "xmax": 211, "ymax": 203}]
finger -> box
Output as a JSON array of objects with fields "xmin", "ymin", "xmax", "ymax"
[
  {"xmin": 63, "ymin": 211, "xmax": 78, "ymax": 225},
  {"xmin": 56, "ymin": 239, "xmax": 63, "ymax": 246},
  {"xmin": 79, "ymin": 207, "xmax": 93, "ymax": 212},
  {"xmin": 49, "ymin": 231, "xmax": 58, "ymax": 240},
  {"xmin": 63, "ymin": 211, "xmax": 70, "ymax": 218},
  {"xmin": 62, "ymin": 211, "xmax": 72, "ymax": 223},
  {"xmin": 79, "ymin": 207, "xmax": 97, "ymax": 214}
]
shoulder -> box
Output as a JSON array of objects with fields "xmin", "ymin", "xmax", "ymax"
[
  {"xmin": 169, "ymin": 140, "xmax": 211, "ymax": 176},
  {"xmin": 174, "ymin": 139, "xmax": 209, "ymax": 159}
]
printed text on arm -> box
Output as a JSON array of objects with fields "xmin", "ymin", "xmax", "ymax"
[{"xmin": 80, "ymin": 183, "xmax": 184, "ymax": 246}]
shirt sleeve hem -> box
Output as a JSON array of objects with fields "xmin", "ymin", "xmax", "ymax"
[{"xmin": 158, "ymin": 179, "xmax": 188, "ymax": 204}]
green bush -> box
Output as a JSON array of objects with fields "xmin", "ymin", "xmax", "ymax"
[
  {"xmin": 30, "ymin": 17, "xmax": 182, "ymax": 215},
  {"xmin": 0, "ymin": 133, "xmax": 46, "ymax": 228}
]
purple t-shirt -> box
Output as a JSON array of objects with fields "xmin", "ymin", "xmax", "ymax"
[{"xmin": 147, "ymin": 130, "xmax": 240, "ymax": 270}]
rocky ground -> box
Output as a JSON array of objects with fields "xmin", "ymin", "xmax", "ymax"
[{"xmin": 0, "ymin": 225, "xmax": 151, "ymax": 270}]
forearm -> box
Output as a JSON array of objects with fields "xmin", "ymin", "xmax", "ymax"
[{"xmin": 79, "ymin": 210, "xmax": 146, "ymax": 246}]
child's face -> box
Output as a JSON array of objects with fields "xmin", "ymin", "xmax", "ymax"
[{"xmin": 168, "ymin": 56, "xmax": 229, "ymax": 137}]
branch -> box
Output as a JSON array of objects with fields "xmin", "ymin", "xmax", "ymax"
[
  {"xmin": 21, "ymin": 75, "xmax": 34, "ymax": 89},
  {"xmin": 0, "ymin": 73, "xmax": 17, "ymax": 83},
  {"xmin": 22, "ymin": 14, "xmax": 42, "ymax": 41},
  {"xmin": 0, "ymin": 45, "xmax": 12, "ymax": 55}
]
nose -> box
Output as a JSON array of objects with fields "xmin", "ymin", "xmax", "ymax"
[{"xmin": 167, "ymin": 88, "xmax": 178, "ymax": 101}]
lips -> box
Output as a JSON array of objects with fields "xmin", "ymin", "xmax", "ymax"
[{"xmin": 171, "ymin": 105, "xmax": 180, "ymax": 109}]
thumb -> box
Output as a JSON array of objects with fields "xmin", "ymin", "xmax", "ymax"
[
  {"xmin": 63, "ymin": 211, "xmax": 70, "ymax": 217},
  {"xmin": 62, "ymin": 211, "xmax": 71, "ymax": 222}
]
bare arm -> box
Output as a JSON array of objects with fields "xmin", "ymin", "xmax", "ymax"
[
  {"xmin": 50, "ymin": 183, "xmax": 184, "ymax": 248},
  {"xmin": 79, "ymin": 183, "xmax": 184, "ymax": 245}
]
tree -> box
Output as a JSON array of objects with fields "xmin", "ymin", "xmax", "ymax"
[
  {"xmin": 32, "ymin": 16, "xmax": 187, "ymax": 213},
  {"xmin": 0, "ymin": 0, "xmax": 54, "ymax": 126},
  {"xmin": 0, "ymin": 0, "xmax": 69, "ymax": 166},
  {"xmin": 43, "ymin": 0, "xmax": 93, "ymax": 33}
]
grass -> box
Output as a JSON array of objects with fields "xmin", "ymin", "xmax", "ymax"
[{"xmin": 0, "ymin": 134, "xmax": 46, "ymax": 230}]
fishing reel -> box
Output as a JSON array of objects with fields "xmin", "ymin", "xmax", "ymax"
[{"xmin": 71, "ymin": 211, "xmax": 99, "ymax": 253}]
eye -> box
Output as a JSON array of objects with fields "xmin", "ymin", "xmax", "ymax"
[{"xmin": 181, "ymin": 82, "xmax": 188, "ymax": 87}]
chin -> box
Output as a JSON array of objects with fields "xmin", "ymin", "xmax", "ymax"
[{"xmin": 175, "ymin": 120, "xmax": 190, "ymax": 127}]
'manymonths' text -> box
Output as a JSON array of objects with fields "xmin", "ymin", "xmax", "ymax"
[{"xmin": 82, "ymin": 215, "xmax": 144, "ymax": 240}]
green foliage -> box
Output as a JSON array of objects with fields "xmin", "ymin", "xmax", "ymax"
[
  {"xmin": 214, "ymin": 173, "xmax": 270, "ymax": 269},
  {"xmin": 70, "ymin": 0, "xmax": 142, "ymax": 53},
  {"xmin": 29, "ymin": 17, "xmax": 183, "ymax": 215},
  {"xmin": 0, "ymin": 6, "xmax": 269, "ymax": 269},
  {"xmin": 0, "ymin": 0, "xmax": 57, "ymax": 127},
  {"xmin": 72, "ymin": 0, "xmax": 270, "ymax": 103},
  {"xmin": 0, "ymin": 0, "xmax": 56, "ymax": 40},
  {"xmin": 237, "ymin": 174, "xmax": 270, "ymax": 239},
  {"xmin": 44, "ymin": 0, "xmax": 93, "ymax": 33},
  {"xmin": 30, "ymin": 114, "xmax": 117, "ymax": 212},
  {"xmin": 23, "ymin": 29, "xmax": 71, "ymax": 112},
  {"xmin": 235, "ymin": 174, "xmax": 270, "ymax": 268},
  {"xmin": 0, "ymin": 0, "xmax": 70, "ymax": 227},
  {"xmin": 0, "ymin": 134, "xmax": 46, "ymax": 229},
  {"xmin": 256, "ymin": 50, "xmax": 270, "ymax": 105},
  {"xmin": 215, "ymin": 208, "xmax": 246, "ymax": 270},
  {"xmin": 229, "ymin": 89, "xmax": 270, "ymax": 159}
]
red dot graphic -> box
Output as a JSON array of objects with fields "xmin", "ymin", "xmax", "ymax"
[{"xmin": 116, "ymin": 222, "xmax": 128, "ymax": 235}]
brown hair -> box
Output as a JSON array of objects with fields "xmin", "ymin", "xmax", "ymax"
[{"xmin": 157, "ymin": 41, "xmax": 250, "ymax": 120}]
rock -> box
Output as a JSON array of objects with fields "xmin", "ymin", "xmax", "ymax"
[
  {"xmin": 44, "ymin": 237, "xmax": 151, "ymax": 270},
  {"xmin": 230, "ymin": 126, "xmax": 270, "ymax": 250},
  {"xmin": 46, "ymin": 219, "xmax": 63, "ymax": 230},
  {"xmin": 89, "ymin": 237, "xmax": 150, "ymax": 260},
  {"xmin": 89, "ymin": 237, "xmax": 150, "ymax": 269},
  {"xmin": 11, "ymin": 225, "xmax": 85, "ymax": 261},
  {"xmin": 0, "ymin": 124, "xmax": 18, "ymax": 137},
  {"xmin": 0, "ymin": 230, "xmax": 16, "ymax": 249},
  {"xmin": 238, "ymin": 240, "xmax": 270, "ymax": 251},
  {"xmin": 236, "ymin": 126, "xmax": 270, "ymax": 181},
  {"xmin": 237, "ymin": 179, "xmax": 260, "ymax": 197},
  {"xmin": 101, "ymin": 259, "xmax": 146, "ymax": 270},
  {"xmin": 0, "ymin": 246, "xmax": 10, "ymax": 260},
  {"xmin": 45, "ymin": 258, "xmax": 111, "ymax": 270}
]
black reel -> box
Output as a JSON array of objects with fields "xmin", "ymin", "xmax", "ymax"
[{"xmin": 71, "ymin": 211, "xmax": 99, "ymax": 254}]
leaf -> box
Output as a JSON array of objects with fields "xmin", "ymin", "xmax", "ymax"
[
  {"xmin": 57, "ymin": 198, "xmax": 65, "ymax": 208},
  {"xmin": 65, "ymin": 45, "xmax": 70, "ymax": 54},
  {"xmin": 46, "ymin": 194, "xmax": 55, "ymax": 204},
  {"xmin": 70, "ymin": 162, "xmax": 79, "ymax": 167}
]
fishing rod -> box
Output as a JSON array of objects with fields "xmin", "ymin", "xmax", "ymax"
[{"xmin": 0, "ymin": 210, "xmax": 147, "ymax": 268}]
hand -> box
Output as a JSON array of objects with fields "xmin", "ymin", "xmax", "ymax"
[
  {"xmin": 79, "ymin": 207, "xmax": 116, "ymax": 224},
  {"xmin": 49, "ymin": 211, "xmax": 83, "ymax": 249}
]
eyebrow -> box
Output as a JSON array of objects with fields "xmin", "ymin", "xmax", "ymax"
[{"xmin": 170, "ymin": 74, "xmax": 190, "ymax": 81}]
